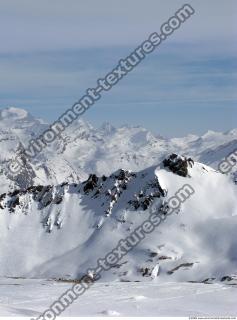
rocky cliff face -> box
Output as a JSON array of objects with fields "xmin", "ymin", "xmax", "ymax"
[{"xmin": 0, "ymin": 156, "xmax": 236, "ymax": 284}]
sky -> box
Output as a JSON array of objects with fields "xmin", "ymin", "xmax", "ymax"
[{"xmin": 0, "ymin": 0, "xmax": 236, "ymax": 137}]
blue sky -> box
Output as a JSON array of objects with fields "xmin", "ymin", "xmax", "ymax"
[{"xmin": 0, "ymin": 0, "xmax": 236, "ymax": 137}]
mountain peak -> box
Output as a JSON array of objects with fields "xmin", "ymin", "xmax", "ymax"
[
  {"xmin": 0, "ymin": 107, "xmax": 32, "ymax": 121},
  {"xmin": 100, "ymin": 122, "xmax": 116, "ymax": 134},
  {"xmin": 201, "ymin": 130, "xmax": 222, "ymax": 138}
]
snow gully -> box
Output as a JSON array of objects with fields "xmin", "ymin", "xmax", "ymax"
[{"xmin": 32, "ymin": 183, "xmax": 195, "ymax": 320}]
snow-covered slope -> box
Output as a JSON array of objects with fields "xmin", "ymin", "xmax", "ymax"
[
  {"xmin": 0, "ymin": 107, "xmax": 236, "ymax": 283},
  {"xmin": 0, "ymin": 154, "xmax": 236, "ymax": 284},
  {"xmin": 0, "ymin": 107, "xmax": 87, "ymax": 193},
  {"xmin": 1, "ymin": 279, "xmax": 236, "ymax": 317}
]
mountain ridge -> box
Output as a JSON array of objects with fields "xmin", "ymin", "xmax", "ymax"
[
  {"xmin": 0, "ymin": 107, "xmax": 236, "ymax": 194},
  {"xmin": 0, "ymin": 154, "xmax": 236, "ymax": 283}
]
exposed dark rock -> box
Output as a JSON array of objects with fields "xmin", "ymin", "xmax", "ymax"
[
  {"xmin": 83, "ymin": 174, "xmax": 98, "ymax": 194},
  {"xmin": 149, "ymin": 252, "xmax": 158, "ymax": 258},
  {"xmin": 128, "ymin": 200, "xmax": 140, "ymax": 210},
  {"xmin": 141, "ymin": 196, "xmax": 153, "ymax": 210},
  {"xmin": 7, "ymin": 143, "xmax": 36, "ymax": 189},
  {"xmin": 141, "ymin": 267, "xmax": 150, "ymax": 277},
  {"xmin": 221, "ymin": 275, "xmax": 233, "ymax": 282},
  {"xmin": 60, "ymin": 182, "xmax": 69, "ymax": 187},
  {"xmin": 27, "ymin": 185, "xmax": 44, "ymax": 193},
  {"xmin": 9, "ymin": 197, "xmax": 20, "ymax": 212},
  {"xmin": 116, "ymin": 169, "xmax": 126, "ymax": 180},
  {"xmin": 149, "ymin": 179, "xmax": 166, "ymax": 196},
  {"xmin": 41, "ymin": 197, "xmax": 53, "ymax": 208},
  {"xmin": 163, "ymin": 154, "xmax": 194, "ymax": 177},
  {"xmin": 152, "ymin": 192, "xmax": 161, "ymax": 198},
  {"xmin": 53, "ymin": 196, "xmax": 63, "ymax": 205},
  {"xmin": 0, "ymin": 193, "xmax": 6, "ymax": 209},
  {"xmin": 121, "ymin": 183, "xmax": 127, "ymax": 190},
  {"xmin": 0, "ymin": 193, "xmax": 6, "ymax": 201},
  {"xmin": 202, "ymin": 277, "xmax": 216, "ymax": 284},
  {"xmin": 167, "ymin": 262, "xmax": 194, "ymax": 275},
  {"xmin": 9, "ymin": 189, "xmax": 21, "ymax": 197},
  {"xmin": 159, "ymin": 255, "xmax": 172, "ymax": 260}
]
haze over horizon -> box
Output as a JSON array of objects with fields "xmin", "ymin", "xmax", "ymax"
[{"xmin": 0, "ymin": 0, "xmax": 236, "ymax": 137}]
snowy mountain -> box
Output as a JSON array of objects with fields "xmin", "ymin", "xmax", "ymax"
[
  {"xmin": 0, "ymin": 107, "xmax": 236, "ymax": 194},
  {"xmin": 0, "ymin": 107, "xmax": 236, "ymax": 283},
  {"xmin": 0, "ymin": 154, "xmax": 236, "ymax": 284}
]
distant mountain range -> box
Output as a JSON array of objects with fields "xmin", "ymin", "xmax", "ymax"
[
  {"xmin": 0, "ymin": 107, "xmax": 236, "ymax": 193},
  {"xmin": 0, "ymin": 107, "xmax": 236, "ymax": 283}
]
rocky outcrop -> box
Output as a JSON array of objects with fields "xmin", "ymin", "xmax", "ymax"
[
  {"xmin": 163, "ymin": 154, "xmax": 194, "ymax": 177},
  {"xmin": 0, "ymin": 156, "xmax": 192, "ymax": 221},
  {"xmin": 83, "ymin": 174, "xmax": 99, "ymax": 194}
]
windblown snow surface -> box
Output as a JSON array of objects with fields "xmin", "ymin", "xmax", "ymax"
[
  {"xmin": 0, "ymin": 107, "xmax": 236, "ymax": 317},
  {"xmin": 0, "ymin": 279, "xmax": 236, "ymax": 317}
]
